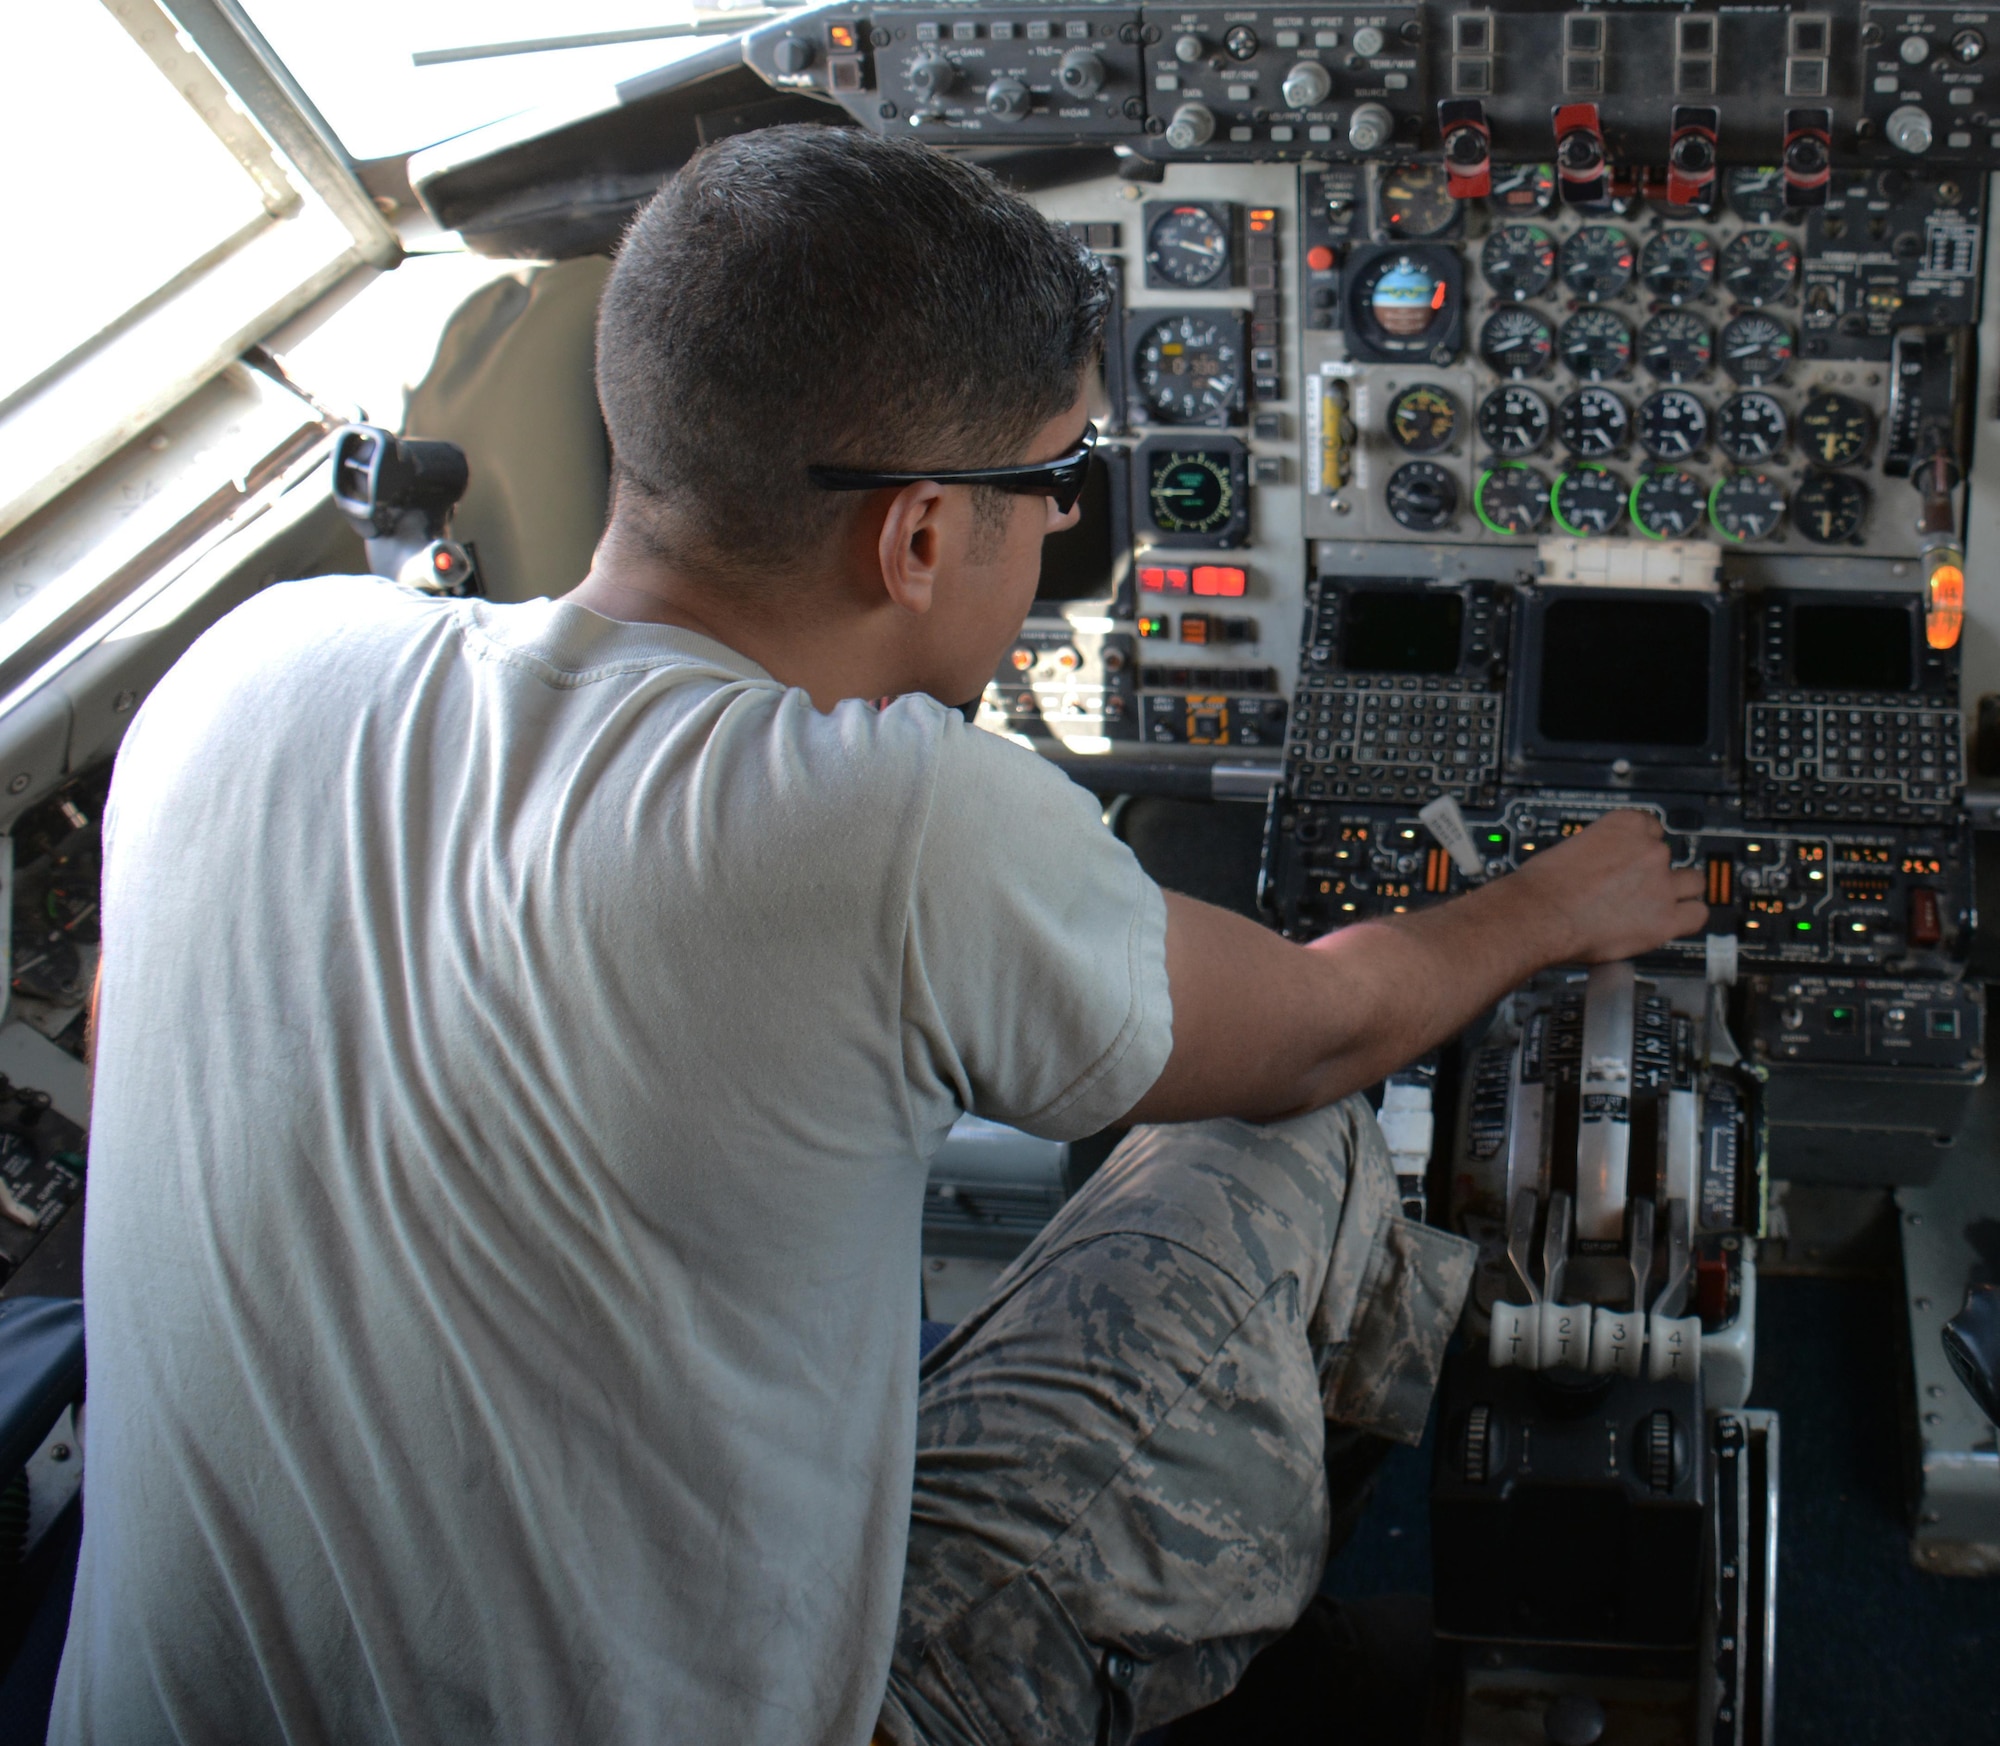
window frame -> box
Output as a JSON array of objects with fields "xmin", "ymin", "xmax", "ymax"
[{"xmin": 0, "ymin": 0, "xmax": 398, "ymax": 545}]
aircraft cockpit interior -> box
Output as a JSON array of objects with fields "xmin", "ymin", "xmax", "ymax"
[{"xmin": 7, "ymin": 2, "xmax": 2000, "ymax": 1739}]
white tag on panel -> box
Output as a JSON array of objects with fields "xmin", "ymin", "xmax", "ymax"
[
  {"xmin": 1537, "ymin": 1300, "xmax": 1594, "ymax": 1371},
  {"xmin": 1419, "ymin": 794, "xmax": 1487, "ymax": 876},
  {"xmin": 1489, "ymin": 1301, "xmax": 1541, "ymax": 1370},
  {"xmin": 1648, "ymin": 1312, "xmax": 1703, "ymax": 1382},
  {"xmin": 1590, "ymin": 1308, "xmax": 1646, "ymax": 1377}
]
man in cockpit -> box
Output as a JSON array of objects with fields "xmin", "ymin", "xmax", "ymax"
[{"xmin": 56, "ymin": 126, "xmax": 1705, "ymax": 1745}]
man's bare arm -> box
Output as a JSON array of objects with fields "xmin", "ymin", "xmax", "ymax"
[{"xmin": 1122, "ymin": 809, "xmax": 1708, "ymax": 1126}]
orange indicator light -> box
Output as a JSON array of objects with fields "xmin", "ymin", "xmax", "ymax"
[{"xmin": 1927, "ymin": 559, "xmax": 1965, "ymax": 650}]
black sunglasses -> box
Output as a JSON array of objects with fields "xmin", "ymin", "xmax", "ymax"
[{"xmin": 807, "ymin": 424, "xmax": 1098, "ymax": 515}]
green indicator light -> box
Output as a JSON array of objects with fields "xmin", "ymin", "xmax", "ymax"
[
  {"xmin": 1486, "ymin": 832, "xmax": 1505, "ymax": 843},
  {"xmin": 1831, "ymin": 1006, "xmax": 1854, "ymax": 1019},
  {"xmin": 1796, "ymin": 921, "xmax": 1814, "ymax": 932}
]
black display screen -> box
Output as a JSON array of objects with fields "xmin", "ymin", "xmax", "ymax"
[
  {"xmin": 1342, "ymin": 589, "xmax": 1464, "ymax": 673},
  {"xmin": 1035, "ymin": 455, "xmax": 1114, "ymax": 602},
  {"xmin": 1792, "ymin": 603, "xmax": 1914, "ymax": 692},
  {"xmin": 1537, "ymin": 597, "xmax": 1714, "ymax": 748}
]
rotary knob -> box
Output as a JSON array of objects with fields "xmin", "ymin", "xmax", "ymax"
[
  {"xmin": 1281, "ymin": 59, "xmax": 1334, "ymax": 108},
  {"xmin": 907, "ymin": 54, "xmax": 958, "ymax": 101},
  {"xmin": 1348, "ymin": 101, "xmax": 1395, "ymax": 153},
  {"xmin": 1175, "ymin": 32, "xmax": 1206, "ymax": 63},
  {"xmin": 985, "ymin": 76, "xmax": 1031, "ymax": 121},
  {"xmin": 1887, "ymin": 104, "xmax": 1936, "ymax": 154},
  {"xmin": 1165, "ymin": 101, "xmax": 1216, "ymax": 150},
  {"xmin": 1057, "ymin": 47, "xmax": 1107, "ymax": 98},
  {"xmin": 774, "ymin": 36, "xmax": 814, "ymax": 74},
  {"xmin": 1352, "ymin": 23, "xmax": 1387, "ymax": 56}
]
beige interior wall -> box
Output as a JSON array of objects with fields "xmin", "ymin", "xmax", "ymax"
[{"xmin": 402, "ymin": 256, "xmax": 613, "ymax": 603}]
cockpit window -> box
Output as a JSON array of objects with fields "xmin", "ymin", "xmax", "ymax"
[{"xmin": 237, "ymin": 1, "xmax": 747, "ymax": 161}]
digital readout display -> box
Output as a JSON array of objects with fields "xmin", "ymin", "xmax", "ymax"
[
  {"xmin": 1792, "ymin": 603, "xmax": 1914, "ymax": 693},
  {"xmin": 1537, "ymin": 597, "xmax": 1714, "ymax": 748},
  {"xmin": 1341, "ymin": 589, "xmax": 1464, "ymax": 674}
]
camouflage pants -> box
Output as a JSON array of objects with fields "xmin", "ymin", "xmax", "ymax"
[{"xmin": 878, "ymin": 1095, "xmax": 1477, "ymax": 1746}]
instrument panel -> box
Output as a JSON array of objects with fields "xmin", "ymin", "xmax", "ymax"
[{"xmin": 741, "ymin": 1, "xmax": 1992, "ymax": 978}]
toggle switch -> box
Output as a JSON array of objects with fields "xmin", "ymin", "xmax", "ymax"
[
  {"xmin": 1782, "ymin": 107, "xmax": 1833, "ymax": 205},
  {"xmin": 1438, "ymin": 97, "xmax": 1492, "ymax": 198},
  {"xmin": 1666, "ymin": 104, "xmax": 1719, "ymax": 207},
  {"xmin": 1551, "ymin": 102, "xmax": 1607, "ymax": 203}
]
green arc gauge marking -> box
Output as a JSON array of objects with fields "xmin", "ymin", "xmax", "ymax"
[
  {"xmin": 1551, "ymin": 464, "xmax": 1614, "ymax": 539},
  {"xmin": 1473, "ymin": 462, "xmax": 1540, "ymax": 537},
  {"xmin": 1629, "ymin": 470, "xmax": 1665, "ymax": 540},
  {"xmin": 1707, "ymin": 474, "xmax": 1743, "ymax": 542}
]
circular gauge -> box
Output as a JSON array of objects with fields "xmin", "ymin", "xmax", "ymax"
[
  {"xmin": 1385, "ymin": 460, "xmax": 1459, "ymax": 531},
  {"xmin": 1388, "ymin": 384, "xmax": 1459, "ymax": 453},
  {"xmin": 1481, "ymin": 224, "xmax": 1558, "ymax": 301},
  {"xmin": 1357, "ymin": 252, "xmax": 1451, "ymax": 342},
  {"xmin": 1380, "ymin": 166, "xmax": 1459, "ymax": 239},
  {"xmin": 1640, "ymin": 229, "xmax": 1717, "ymax": 303},
  {"xmin": 1716, "ymin": 391, "xmax": 1789, "ymax": 462},
  {"xmin": 1147, "ymin": 451, "xmax": 1237, "ymax": 534},
  {"xmin": 1709, "ymin": 471, "xmax": 1788, "ymax": 541},
  {"xmin": 1559, "ymin": 386, "xmax": 1629, "ymax": 457},
  {"xmin": 1560, "ymin": 226, "xmax": 1637, "ymax": 301},
  {"xmin": 1638, "ymin": 388, "xmax": 1709, "ymax": 459},
  {"xmin": 1135, "ymin": 313, "xmax": 1242, "ymax": 424},
  {"xmin": 1720, "ymin": 230, "xmax": 1801, "ymax": 307},
  {"xmin": 1631, "ymin": 468, "xmax": 1708, "ymax": 538},
  {"xmin": 1797, "ymin": 391, "xmax": 1875, "ymax": 467},
  {"xmin": 1477, "ymin": 384, "xmax": 1552, "ymax": 455},
  {"xmin": 1144, "ymin": 206, "xmax": 1231, "ymax": 289},
  {"xmin": 1553, "ymin": 464, "xmax": 1628, "ymax": 535},
  {"xmin": 1474, "ymin": 463, "xmax": 1551, "ymax": 536},
  {"xmin": 1638, "ymin": 310, "xmax": 1713, "ymax": 382},
  {"xmin": 1479, "ymin": 307, "xmax": 1555, "ymax": 377},
  {"xmin": 1718, "ymin": 313, "xmax": 1795, "ymax": 386},
  {"xmin": 1792, "ymin": 471, "xmax": 1870, "ymax": 543},
  {"xmin": 1559, "ymin": 309, "xmax": 1634, "ymax": 381},
  {"xmin": 1726, "ymin": 166, "xmax": 1794, "ymax": 223},
  {"xmin": 1488, "ymin": 162, "xmax": 1557, "ymax": 214}
]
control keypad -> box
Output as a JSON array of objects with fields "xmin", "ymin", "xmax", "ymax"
[
  {"xmin": 1287, "ymin": 675, "xmax": 1501, "ymax": 806},
  {"xmin": 1747, "ymin": 698, "xmax": 1963, "ymax": 822}
]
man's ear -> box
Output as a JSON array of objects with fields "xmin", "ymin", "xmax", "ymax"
[{"xmin": 877, "ymin": 481, "xmax": 949, "ymax": 616}]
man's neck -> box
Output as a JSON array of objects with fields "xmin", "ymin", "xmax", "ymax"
[{"xmin": 563, "ymin": 523, "xmax": 913, "ymax": 712}]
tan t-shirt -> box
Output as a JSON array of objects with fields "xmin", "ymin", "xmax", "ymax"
[{"xmin": 53, "ymin": 579, "xmax": 1172, "ymax": 1745}]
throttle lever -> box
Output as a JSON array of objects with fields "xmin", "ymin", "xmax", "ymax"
[{"xmin": 1943, "ymin": 1284, "xmax": 2000, "ymax": 1424}]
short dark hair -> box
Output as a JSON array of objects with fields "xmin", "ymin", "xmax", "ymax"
[{"xmin": 595, "ymin": 125, "xmax": 1110, "ymax": 582}]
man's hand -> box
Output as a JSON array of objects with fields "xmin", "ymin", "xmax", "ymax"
[
  {"xmin": 1123, "ymin": 808, "xmax": 1711, "ymax": 1127},
  {"xmin": 1506, "ymin": 809, "xmax": 1711, "ymax": 965}
]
